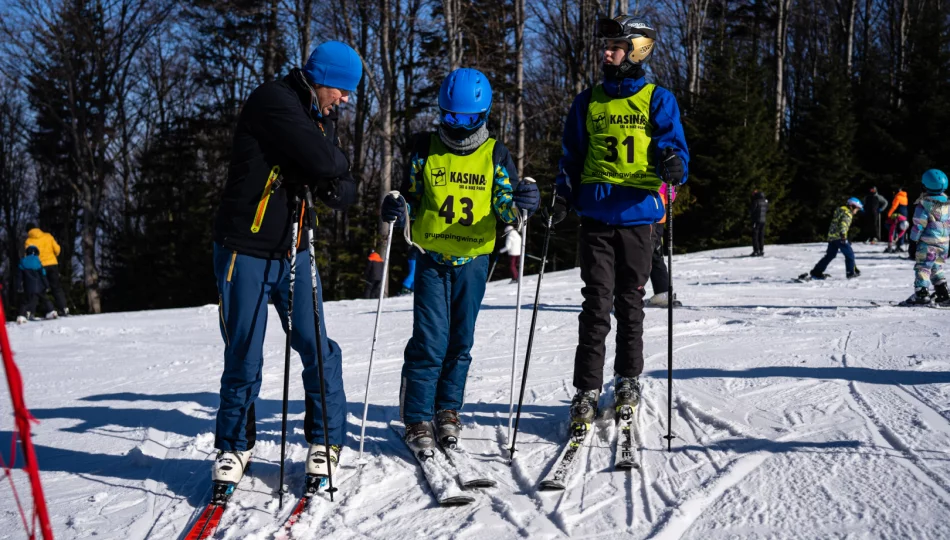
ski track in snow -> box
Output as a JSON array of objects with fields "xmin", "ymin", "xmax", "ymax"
[{"xmin": 3, "ymin": 242, "xmax": 950, "ymax": 539}]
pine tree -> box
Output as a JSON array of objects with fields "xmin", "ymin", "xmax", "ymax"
[{"xmin": 680, "ymin": 44, "xmax": 790, "ymax": 251}]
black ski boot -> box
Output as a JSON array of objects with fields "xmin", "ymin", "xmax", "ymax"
[
  {"xmin": 934, "ymin": 282, "xmax": 950, "ymax": 306},
  {"xmin": 569, "ymin": 389, "xmax": 599, "ymax": 438},
  {"xmin": 902, "ymin": 288, "xmax": 933, "ymax": 306},
  {"xmin": 847, "ymin": 267, "xmax": 861, "ymax": 279},
  {"xmin": 435, "ymin": 409, "xmax": 462, "ymax": 449},
  {"xmin": 614, "ymin": 377, "xmax": 641, "ymax": 421},
  {"xmin": 405, "ymin": 421, "xmax": 437, "ymax": 461}
]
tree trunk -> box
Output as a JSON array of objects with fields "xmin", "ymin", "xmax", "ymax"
[
  {"xmin": 774, "ymin": 0, "xmax": 792, "ymax": 142},
  {"xmin": 378, "ymin": 0, "xmax": 395, "ymax": 295},
  {"xmin": 263, "ymin": 0, "xmax": 279, "ymax": 81},
  {"xmin": 81, "ymin": 187, "xmax": 101, "ymax": 313},
  {"xmin": 514, "ymin": 0, "xmax": 525, "ymax": 175},
  {"xmin": 686, "ymin": 0, "xmax": 711, "ymax": 105},
  {"xmin": 443, "ymin": 0, "xmax": 464, "ymax": 70}
]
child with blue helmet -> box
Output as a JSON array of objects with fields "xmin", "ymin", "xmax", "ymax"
[
  {"xmin": 902, "ymin": 169, "xmax": 950, "ymax": 306},
  {"xmin": 799, "ymin": 197, "xmax": 864, "ymax": 281},
  {"xmin": 379, "ymin": 68, "xmax": 540, "ymax": 454}
]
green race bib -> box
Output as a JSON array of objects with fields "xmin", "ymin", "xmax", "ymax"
[
  {"xmin": 412, "ymin": 135, "xmax": 497, "ymax": 258},
  {"xmin": 581, "ymin": 84, "xmax": 661, "ymax": 190}
]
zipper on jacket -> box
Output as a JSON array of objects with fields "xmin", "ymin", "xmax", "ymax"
[
  {"xmin": 226, "ymin": 251, "xmax": 237, "ymax": 282},
  {"xmin": 251, "ymin": 166, "xmax": 282, "ymax": 233}
]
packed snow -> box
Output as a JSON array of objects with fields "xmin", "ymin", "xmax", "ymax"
[{"xmin": 3, "ymin": 241, "xmax": 950, "ymax": 539}]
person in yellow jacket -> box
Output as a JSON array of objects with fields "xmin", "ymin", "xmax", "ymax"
[{"xmin": 24, "ymin": 224, "xmax": 68, "ymax": 316}]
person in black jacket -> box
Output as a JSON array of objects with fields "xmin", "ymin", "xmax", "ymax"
[
  {"xmin": 750, "ymin": 190, "xmax": 768, "ymax": 256},
  {"xmin": 210, "ymin": 40, "xmax": 361, "ymax": 487}
]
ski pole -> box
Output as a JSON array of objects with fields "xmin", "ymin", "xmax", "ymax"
[
  {"xmin": 303, "ymin": 188, "xmax": 337, "ymax": 501},
  {"xmin": 663, "ymin": 182, "xmax": 675, "ymax": 452},
  {"xmin": 509, "ymin": 187, "xmax": 555, "ymax": 462},
  {"xmin": 507, "ymin": 178, "xmax": 534, "ymax": 443},
  {"xmin": 277, "ymin": 195, "xmax": 301, "ymax": 510},
  {"xmin": 486, "ymin": 253, "xmax": 498, "ymax": 283},
  {"xmin": 358, "ymin": 193, "xmax": 399, "ymax": 460}
]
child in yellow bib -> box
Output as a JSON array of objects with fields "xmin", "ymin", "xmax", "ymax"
[{"xmin": 380, "ymin": 68, "xmax": 540, "ymax": 455}]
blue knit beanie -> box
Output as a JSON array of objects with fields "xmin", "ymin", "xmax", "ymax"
[{"xmin": 302, "ymin": 41, "xmax": 362, "ymax": 92}]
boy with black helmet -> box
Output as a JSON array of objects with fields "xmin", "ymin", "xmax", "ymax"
[
  {"xmin": 902, "ymin": 169, "xmax": 950, "ymax": 306},
  {"xmin": 554, "ymin": 15, "xmax": 690, "ymax": 435},
  {"xmin": 799, "ymin": 197, "xmax": 864, "ymax": 281},
  {"xmin": 380, "ymin": 68, "xmax": 540, "ymax": 454}
]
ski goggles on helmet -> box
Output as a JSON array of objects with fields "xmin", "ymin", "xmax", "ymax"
[
  {"xmin": 440, "ymin": 110, "xmax": 487, "ymax": 130},
  {"xmin": 595, "ymin": 18, "xmax": 657, "ymax": 41}
]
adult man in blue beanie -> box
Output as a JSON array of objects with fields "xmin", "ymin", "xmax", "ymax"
[{"xmin": 210, "ymin": 40, "xmax": 362, "ymax": 494}]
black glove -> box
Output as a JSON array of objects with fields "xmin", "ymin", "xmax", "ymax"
[
  {"xmin": 381, "ymin": 193, "xmax": 407, "ymax": 228},
  {"xmin": 320, "ymin": 173, "xmax": 358, "ymax": 211},
  {"xmin": 541, "ymin": 195, "xmax": 569, "ymax": 227},
  {"xmin": 512, "ymin": 180, "xmax": 540, "ymax": 216},
  {"xmin": 658, "ymin": 147, "xmax": 685, "ymax": 185}
]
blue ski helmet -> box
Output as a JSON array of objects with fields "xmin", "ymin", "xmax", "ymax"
[
  {"xmin": 921, "ymin": 169, "xmax": 948, "ymax": 194},
  {"xmin": 438, "ymin": 68, "xmax": 492, "ymax": 130},
  {"xmin": 846, "ymin": 197, "xmax": 864, "ymax": 211}
]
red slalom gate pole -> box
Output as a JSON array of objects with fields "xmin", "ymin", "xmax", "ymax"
[{"xmin": 0, "ymin": 294, "xmax": 54, "ymax": 540}]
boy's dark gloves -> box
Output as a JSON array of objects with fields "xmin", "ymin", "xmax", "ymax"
[
  {"xmin": 381, "ymin": 193, "xmax": 407, "ymax": 228},
  {"xmin": 513, "ymin": 180, "xmax": 541, "ymax": 216},
  {"xmin": 658, "ymin": 147, "xmax": 685, "ymax": 185}
]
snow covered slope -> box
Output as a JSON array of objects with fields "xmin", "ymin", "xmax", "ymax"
[{"xmin": 3, "ymin": 242, "xmax": 950, "ymax": 539}]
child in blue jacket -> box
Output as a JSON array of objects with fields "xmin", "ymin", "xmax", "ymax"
[{"xmin": 17, "ymin": 246, "xmax": 56, "ymax": 323}]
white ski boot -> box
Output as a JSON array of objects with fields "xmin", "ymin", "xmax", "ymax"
[
  {"xmin": 212, "ymin": 449, "xmax": 252, "ymax": 484},
  {"xmin": 16, "ymin": 315, "xmax": 27, "ymax": 324},
  {"xmin": 306, "ymin": 444, "xmax": 340, "ymax": 477},
  {"xmin": 45, "ymin": 311, "xmax": 58, "ymax": 320}
]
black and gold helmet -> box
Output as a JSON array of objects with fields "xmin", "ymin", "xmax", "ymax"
[{"xmin": 596, "ymin": 15, "xmax": 656, "ymax": 79}]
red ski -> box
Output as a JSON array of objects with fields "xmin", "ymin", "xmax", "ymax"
[{"xmin": 182, "ymin": 482, "xmax": 235, "ymax": 539}]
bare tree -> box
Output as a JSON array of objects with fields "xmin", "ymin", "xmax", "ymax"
[
  {"xmin": 514, "ymin": 0, "xmax": 526, "ymax": 174},
  {"xmin": 774, "ymin": 0, "xmax": 793, "ymax": 141}
]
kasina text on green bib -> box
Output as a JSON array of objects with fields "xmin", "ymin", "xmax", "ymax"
[
  {"xmin": 412, "ymin": 135, "xmax": 497, "ymax": 258},
  {"xmin": 581, "ymin": 84, "xmax": 661, "ymax": 191}
]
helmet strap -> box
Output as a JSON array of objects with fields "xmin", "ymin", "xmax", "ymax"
[{"xmin": 604, "ymin": 61, "xmax": 645, "ymax": 81}]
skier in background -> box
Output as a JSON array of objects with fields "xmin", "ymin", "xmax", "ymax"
[
  {"xmin": 24, "ymin": 224, "xmax": 67, "ymax": 316},
  {"xmin": 16, "ymin": 246, "xmax": 56, "ymax": 323},
  {"xmin": 364, "ymin": 250, "xmax": 384, "ymax": 298},
  {"xmin": 209, "ymin": 41, "xmax": 361, "ymax": 488},
  {"xmin": 885, "ymin": 187, "xmax": 910, "ymax": 253},
  {"xmin": 380, "ymin": 68, "xmax": 539, "ymax": 455},
  {"xmin": 863, "ymin": 187, "xmax": 887, "ymax": 243},
  {"xmin": 902, "ymin": 169, "xmax": 950, "ymax": 306},
  {"xmin": 646, "ymin": 182, "xmax": 681, "ymax": 307},
  {"xmin": 799, "ymin": 197, "xmax": 864, "ymax": 281},
  {"xmin": 554, "ymin": 15, "xmax": 689, "ymax": 436},
  {"xmin": 498, "ymin": 224, "xmax": 522, "ymax": 284},
  {"xmin": 749, "ymin": 190, "xmax": 768, "ymax": 257}
]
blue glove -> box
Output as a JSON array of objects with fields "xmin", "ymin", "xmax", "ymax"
[
  {"xmin": 381, "ymin": 193, "xmax": 407, "ymax": 228},
  {"xmin": 512, "ymin": 180, "xmax": 540, "ymax": 216},
  {"xmin": 658, "ymin": 147, "xmax": 685, "ymax": 185}
]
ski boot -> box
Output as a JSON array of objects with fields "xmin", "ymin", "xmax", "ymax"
[
  {"xmin": 933, "ymin": 282, "xmax": 950, "ymax": 307},
  {"xmin": 435, "ymin": 409, "xmax": 462, "ymax": 449},
  {"xmin": 902, "ymin": 288, "xmax": 933, "ymax": 306},
  {"xmin": 16, "ymin": 315, "xmax": 27, "ymax": 324},
  {"xmin": 614, "ymin": 377, "xmax": 641, "ymax": 422},
  {"xmin": 884, "ymin": 245, "xmax": 894, "ymax": 254},
  {"xmin": 896, "ymin": 245, "xmax": 906, "ymax": 253},
  {"xmin": 404, "ymin": 421, "xmax": 437, "ymax": 461},
  {"xmin": 212, "ymin": 449, "xmax": 252, "ymax": 487},
  {"xmin": 45, "ymin": 310, "xmax": 58, "ymax": 320},
  {"xmin": 306, "ymin": 443, "xmax": 341, "ymax": 477},
  {"xmin": 847, "ymin": 267, "xmax": 861, "ymax": 279},
  {"xmin": 569, "ymin": 389, "xmax": 599, "ymax": 438}
]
